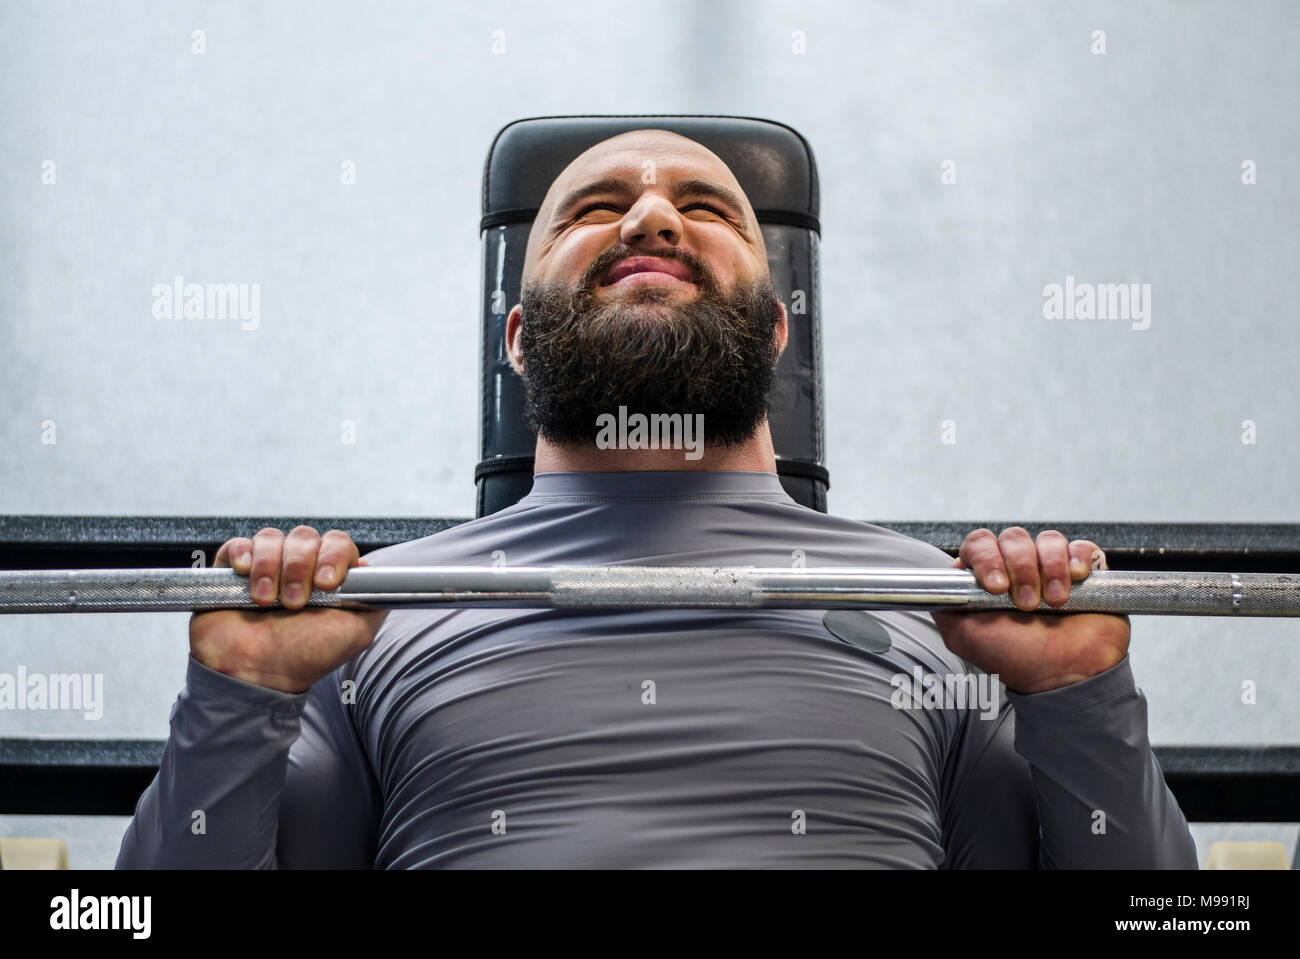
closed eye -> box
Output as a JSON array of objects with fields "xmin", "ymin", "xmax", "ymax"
[
  {"xmin": 573, "ymin": 202, "xmax": 621, "ymax": 218},
  {"xmin": 573, "ymin": 201, "xmax": 735, "ymax": 221},
  {"xmin": 681, "ymin": 202, "xmax": 731, "ymax": 218}
]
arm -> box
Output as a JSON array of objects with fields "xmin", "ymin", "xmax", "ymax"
[
  {"xmin": 1005, "ymin": 654, "xmax": 1196, "ymax": 868},
  {"xmin": 116, "ymin": 655, "xmax": 379, "ymax": 868},
  {"xmin": 941, "ymin": 656, "xmax": 1197, "ymax": 868},
  {"xmin": 117, "ymin": 526, "xmax": 387, "ymax": 868}
]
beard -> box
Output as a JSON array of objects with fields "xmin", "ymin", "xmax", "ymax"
[{"xmin": 517, "ymin": 246, "xmax": 783, "ymax": 449}]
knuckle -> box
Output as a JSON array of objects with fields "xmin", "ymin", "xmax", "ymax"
[
  {"xmin": 281, "ymin": 561, "xmax": 312, "ymax": 586},
  {"xmin": 282, "ymin": 541, "xmax": 315, "ymax": 570},
  {"xmin": 283, "ymin": 556, "xmax": 310, "ymax": 579},
  {"xmin": 1009, "ymin": 558, "xmax": 1039, "ymax": 583},
  {"xmin": 321, "ymin": 530, "xmax": 353, "ymax": 550},
  {"xmin": 999, "ymin": 529, "xmax": 1032, "ymax": 555},
  {"xmin": 217, "ymin": 538, "xmax": 248, "ymax": 566},
  {"xmin": 997, "ymin": 539, "xmax": 1029, "ymax": 561},
  {"xmin": 1041, "ymin": 554, "xmax": 1069, "ymax": 575}
]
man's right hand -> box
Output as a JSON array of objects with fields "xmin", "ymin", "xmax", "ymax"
[{"xmin": 189, "ymin": 526, "xmax": 389, "ymax": 693}]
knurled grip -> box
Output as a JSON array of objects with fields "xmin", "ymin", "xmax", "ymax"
[
  {"xmin": 963, "ymin": 572, "xmax": 1300, "ymax": 616},
  {"xmin": 0, "ymin": 569, "xmax": 354, "ymax": 613},
  {"xmin": 551, "ymin": 566, "xmax": 762, "ymax": 607}
]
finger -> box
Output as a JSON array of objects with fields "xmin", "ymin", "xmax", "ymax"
[
  {"xmin": 958, "ymin": 528, "xmax": 1009, "ymax": 593},
  {"xmin": 280, "ymin": 526, "xmax": 322, "ymax": 610},
  {"xmin": 248, "ymin": 527, "xmax": 285, "ymax": 606},
  {"xmin": 1068, "ymin": 540, "xmax": 1097, "ymax": 579},
  {"xmin": 1036, "ymin": 530, "xmax": 1071, "ymax": 607},
  {"xmin": 213, "ymin": 537, "xmax": 253, "ymax": 575},
  {"xmin": 998, "ymin": 526, "xmax": 1041, "ymax": 611},
  {"xmin": 314, "ymin": 530, "xmax": 361, "ymax": 590}
]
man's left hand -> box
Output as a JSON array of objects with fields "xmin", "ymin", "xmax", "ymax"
[{"xmin": 930, "ymin": 527, "xmax": 1130, "ymax": 695}]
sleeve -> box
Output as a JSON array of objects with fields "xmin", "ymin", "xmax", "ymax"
[
  {"xmin": 115, "ymin": 654, "xmax": 380, "ymax": 869},
  {"xmin": 940, "ymin": 655, "xmax": 1198, "ymax": 869}
]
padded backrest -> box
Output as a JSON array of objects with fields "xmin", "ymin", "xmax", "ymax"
[{"xmin": 476, "ymin": 115, "xmax": 828, "ymax": 515}]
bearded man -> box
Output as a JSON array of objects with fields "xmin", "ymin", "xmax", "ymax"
[{"xmin": 117, "ymin": 130, "xmax": 1195, "ymax": 869}]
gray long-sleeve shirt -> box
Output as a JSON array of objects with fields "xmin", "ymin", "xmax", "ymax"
[{"xmin": 116, "ymin": 471, "xmax": 1197, "ymax": 868}]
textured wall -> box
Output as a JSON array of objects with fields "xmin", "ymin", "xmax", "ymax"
[{"xmin": 2, "ymin": 0, "xmax": 1296, "ymax": 867}]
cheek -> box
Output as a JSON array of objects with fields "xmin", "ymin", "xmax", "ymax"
[
  {"xmin": 695, "ymin": 242, "xmax": 752, "ymax": 291},
  {"xmin": 548, "ymin": 233, "xmax": 616, "ymax": 285}
]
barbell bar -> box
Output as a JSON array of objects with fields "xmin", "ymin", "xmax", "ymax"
[{"xmin": 1, "ymin": 566, "xmax": 1299, "ymax": 616}]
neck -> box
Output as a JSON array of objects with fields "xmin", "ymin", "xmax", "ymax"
[{"xmin": 533, "ymin": 419, "xmax": 778, "ymax": 473}]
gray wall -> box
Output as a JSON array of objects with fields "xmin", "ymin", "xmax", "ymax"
[{"xmin": 2, "ymin": 0, "xmax": 1296, "ymax": 868}]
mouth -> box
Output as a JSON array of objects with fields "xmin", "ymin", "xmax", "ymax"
[{"xmin": 600, "ymin": 256, "xmax": 696, "ymax": 289}]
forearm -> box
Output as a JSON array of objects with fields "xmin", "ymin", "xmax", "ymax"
[
  {"xmin": 1006, "ymin": 655, "xmax": 1197, "ymax": 868},
  {"xmin": 116, "ymin": 656, "xmax": 308, "ymax": 868}
]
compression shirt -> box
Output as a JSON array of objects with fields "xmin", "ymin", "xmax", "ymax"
[{"xmin": 116, "ymin": 470, "xmax": 1196, "ymax": 868}]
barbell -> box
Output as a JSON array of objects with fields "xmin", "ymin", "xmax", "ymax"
[{"xmin": 1, "ymin": 566, "xmax": 1299, "ymax": 616}]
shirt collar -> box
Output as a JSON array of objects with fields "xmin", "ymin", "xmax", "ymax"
[{"xmin": 523, "ymin": 470, "xmax": 794, "ymax": 502}]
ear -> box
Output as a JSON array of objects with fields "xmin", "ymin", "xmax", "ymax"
[
  {"xmin": 774, "ymin": 299, "xmax": 789, "ymax": 359},
  {"xmin": 505, "ymin": 304, "xmax": 525, "ymax": 375}
]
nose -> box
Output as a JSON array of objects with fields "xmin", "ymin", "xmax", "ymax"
[{"xmin": 618, "ymin": 194, "xmax": 683, "ymax": 249}]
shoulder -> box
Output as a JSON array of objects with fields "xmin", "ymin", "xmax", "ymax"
[
  {"xmin": 854, "ymin": 520, "xmax": 957, "ymax": 570},
  {"xmin": 358, "ymin": 504, "xmax": 537, "ymax": 567},
  {"xmin": 772, "ymin": 505, "xmax": 957, "ymax": 571}
]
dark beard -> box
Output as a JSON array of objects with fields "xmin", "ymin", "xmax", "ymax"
[{"xmin": 517, "ymin": 248, "xmax": 782, "ymax": 448}]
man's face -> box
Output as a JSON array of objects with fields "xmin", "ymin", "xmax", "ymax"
[{"xmin": 507, "ymin": 131, "xmax": 788, "ymax": 448}]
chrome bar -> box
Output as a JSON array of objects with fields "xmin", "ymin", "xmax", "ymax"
[{"xmin": 1, "ymin": 566, "xmax": 1299, "ymax": 616}]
